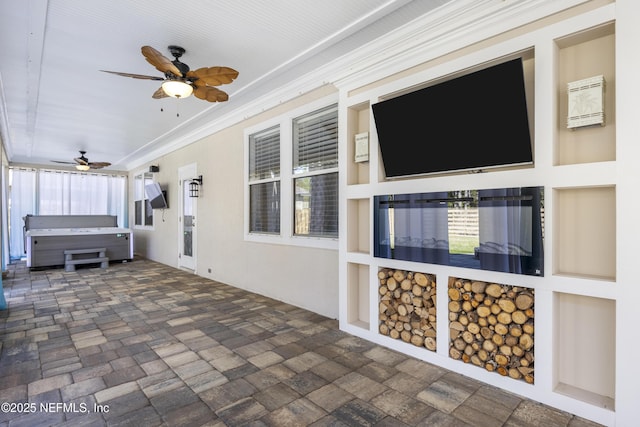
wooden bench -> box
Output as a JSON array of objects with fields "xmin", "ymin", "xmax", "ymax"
[{"xmin": 64, "ymin": 248, "xmax": 109, "ymax": 272}]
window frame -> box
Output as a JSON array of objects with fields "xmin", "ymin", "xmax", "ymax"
[
  {"xmin": 244, "ymin": 94, "xmax": 338, "ymax": 250},
  {"xmin": 292, "ymin": 104, "xmax": 339, "ymax": 239},
  {"xmin": 248, "ymin": 125, "xmax": 281, "ymax": 235},
  {"xmin": 133, "ymin": 170, "xmax": 155, "ymax": 230}
]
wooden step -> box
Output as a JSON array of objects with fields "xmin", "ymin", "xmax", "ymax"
[
  {"xmin": 65, "ymin": 257, "xmax": 109, "ymax": 265},
  {"xmin": 64, "ymin": 247, "xmax": 107, "ymax": 256}
]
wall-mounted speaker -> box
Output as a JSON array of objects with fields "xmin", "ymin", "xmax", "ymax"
[{"xmin": 567, "ymin": 75, "xmax": 605, "ymax": 129}]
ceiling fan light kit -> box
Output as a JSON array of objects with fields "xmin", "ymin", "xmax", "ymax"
[
  {"xmin": 75, "ymin": 164, "xmax": 91, "ymax": 171},
  {"xmin": 161, "ymin": 80, "xmax": 194, "ymax": 98}
]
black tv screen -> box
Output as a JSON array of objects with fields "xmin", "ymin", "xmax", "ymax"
[
  {"xmin": 372, "ymin": 58, "xmax": 532, "ymax": 178},
  {"xmin": 145, "ymin": 182, "xmax": 168, "ymax": 209}
]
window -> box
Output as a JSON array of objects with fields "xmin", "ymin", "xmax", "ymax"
[
  {"xmin": 248, "ymin": 126, "xmax": 280, "ymax": 234},
  {"xmin": 245, "ymin": 96, "xmax": 339, "ymax": 248},
  {"xmin": 134, "ymin": 172, "xmax": 154, "ymax": 228},
  {"xmin": 292, "ymin": 105, "xmax": 338, "ymax": 237}
]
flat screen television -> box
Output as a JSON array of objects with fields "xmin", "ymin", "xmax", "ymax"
[
  {"xmin": 145, "ymin": 182, "xmax": 168, "ymax": 209},
  {"xmin": 372, "ymin": 57, "xmax": 532, "ymax": 178}
]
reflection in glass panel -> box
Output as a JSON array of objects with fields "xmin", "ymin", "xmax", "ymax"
[
  {"xmin": 134, "ymin": 200, "xmax": 142, "ymax": 226},
  {"xmin": 183, "ymin": 180, "xmax": 193, "ymax": 256},
  {"xmin": 144, "ymin": 200, "xmax": 153, "ymax": 226},
  {"xmin": 374, "ymin": 187, "xmax": 544, "ymax": 276},
  {"xmin": 447, "ymin": 190, "xmax": 479, "ymax": 255},
  {"xmin": 294, "ymin": 173, "xmax": 338, "ymax": 238},
  {"xmin": 250, "ymin": 181, "xmax": 280, "ymax": 234}
]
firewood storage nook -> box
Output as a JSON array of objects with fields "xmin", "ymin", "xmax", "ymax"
[
  {"xmin": 447, "ymin": 277, "xmax": 534, "ymax": 383},
  {"xmin": 377, "ymin": 268, "xmax": 437, "ymax": 352}
]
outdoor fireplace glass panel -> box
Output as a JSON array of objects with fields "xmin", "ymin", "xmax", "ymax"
[{"xmin": 374, "ymin": 187, "xmax": 544, "ymax": 276}]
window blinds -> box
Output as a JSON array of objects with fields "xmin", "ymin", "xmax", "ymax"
[
  {"xmin": 249, "ymin": 126, "xmax": 280, "ymax": 181},
  {"xmin": 293, "ymin": 104, "xmax": 338, "ymax": 174}
]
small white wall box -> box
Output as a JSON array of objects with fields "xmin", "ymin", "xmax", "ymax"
[
  {"xmin": 355, "ymin": 132, "xmax": 369, "ymax": 162},
  {"xmin": 567, "ymin": 75, "xmax": 605, "ymax": 129}
]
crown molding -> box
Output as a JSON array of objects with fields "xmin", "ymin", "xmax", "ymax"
[{"xmin": 330, "ymin": 0, "xmax": 592, "ymax": 90}]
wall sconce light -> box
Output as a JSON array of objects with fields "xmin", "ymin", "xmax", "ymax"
[{"xmin": 189, "ymin": 175, "xmax": 203, "ymax": 198}]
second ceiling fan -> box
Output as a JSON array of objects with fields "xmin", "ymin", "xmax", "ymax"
[
  {"xmin": 102, "ymin": 45, "xmax": 238, "ymax": 102},
  {"xmin": 52, "ymin": 151, "xmax": 111, "ymax": 171}
]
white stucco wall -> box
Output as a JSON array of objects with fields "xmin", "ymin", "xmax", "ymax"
[{"xmin": 130, "ymin": 86, "xmax": 339, "ymax": 319}]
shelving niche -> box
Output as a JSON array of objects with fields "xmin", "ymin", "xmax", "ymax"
[
  {"xmin": 555, "ymin": 292, "xmax": 615, "ymax": 410},
  {"xmin": 346, "ymin": 102, "xmax": 370, "ymax": 186},
  {"xmin": 555, "ymin": 22, "xmax": 615, "ymax": 166},
  {"xmin": 346, "ymin": 262, "xmax": 370, "ymax": 330},
  {"xmin": 553, "ymin": 186, "xmax": 616, "ymax": 281},
  {"xmin": 346, "ymin": 198, "xmax": 370, "ymax": 255}
]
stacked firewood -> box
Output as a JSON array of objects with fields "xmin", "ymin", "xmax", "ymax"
[
  {"xmin": 378, "ymin": 268, "xmax": 437, "ymax": 352},
  {"xmin": 448, "ymin": 277, "xmax": 534, "ymax": 383}
]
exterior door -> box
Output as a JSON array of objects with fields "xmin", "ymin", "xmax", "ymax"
[{"xmin": 178, "ymin": 164, "xmax": 197, "ymax": 271}]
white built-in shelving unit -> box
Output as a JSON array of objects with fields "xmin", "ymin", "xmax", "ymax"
[{"xmin": 337, "ymin": 2, "xmax": 638, "ymax": 426}]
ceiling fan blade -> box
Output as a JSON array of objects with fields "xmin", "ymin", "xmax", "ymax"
[
  {"xmin": 141, "ymin": 46, "xmax": 183, "ymax": 77},
  {"xmin": 187, "ymin": 67, "xmax": 238, "ymax": 86},
  {"xmin": 193, "ymin": 86, "xmax": 229, "ymax": 102},
  {"xmin": 51, "ymin": 160, "xmax": 77, "ymax": 165},
  {"xmin": 101, "ymin": 70, "xmax": 164, "ymax": 80},
  {"xmin": 152, "ymin": 86, "xmax": 169, "ymax": 99},
  {"xmin": 88, "ymin": 162, "xmax": 111, "ymax": 169}
]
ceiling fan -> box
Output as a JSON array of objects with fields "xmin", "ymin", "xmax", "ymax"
[
  {"xmin": 52, "ymin": 151, "xmax": 111, "ymax": 171},
  {"xmin": 101, "ymin": 45, "xmax": 239, "ymax": 102}
]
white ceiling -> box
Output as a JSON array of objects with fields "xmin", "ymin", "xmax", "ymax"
[{"xmin": 0, "ymin": 0, "xmax": 452, "ymax": 171}]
